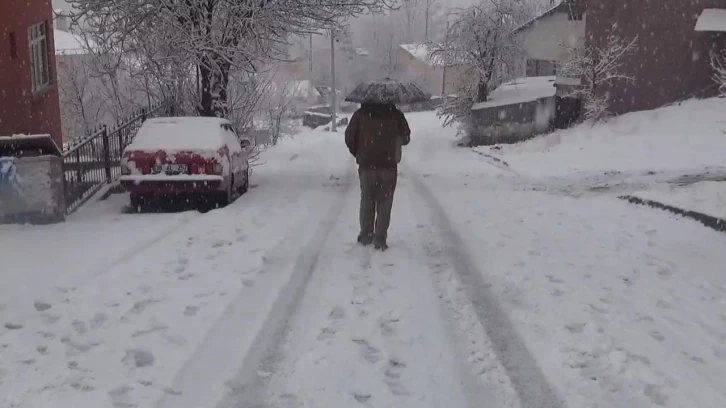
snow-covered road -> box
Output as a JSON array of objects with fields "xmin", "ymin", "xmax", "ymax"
[{"xmin": 2, "ymin": 111, "xmax": 726, "ymax": 408}]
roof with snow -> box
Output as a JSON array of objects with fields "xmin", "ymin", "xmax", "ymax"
[
  {"xmin": 282, "ymin": 80, "xmax": 321, "ymax": 99},
  {"xmin": 695, "ymin": 9, "xmax": 726, "ymax": 32},
  {"xmin": 399, "ymin": 43, "xmax": 445, "ymax": 66},
  {"xmin": 512, "ymin": 0, "xmax": 579, "ymax": 34},
  {"xmin": 472, "ymin": 76, "xmax": 556, "ymax": 111},
  {"xmin": 54, "ymin": 29, "xmax": 95, "ymax": 55}
]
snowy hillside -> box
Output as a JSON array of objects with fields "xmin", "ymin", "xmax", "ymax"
[{"xmin": 481, "ymin": 97, "xmax": 726, "ymax": 180}]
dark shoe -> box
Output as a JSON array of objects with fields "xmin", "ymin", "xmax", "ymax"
[
  {"xmin": 357, "ymin": 234, "xmax": 373, "ymax": 246},
  {"xmin": 374, "ymin": 240, "xmax": 388, "ymax": 251}
]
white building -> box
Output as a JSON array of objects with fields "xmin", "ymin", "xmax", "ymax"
[{"xmin": 513, "ymin": 0, "xmax": 586, "ymax": 89}]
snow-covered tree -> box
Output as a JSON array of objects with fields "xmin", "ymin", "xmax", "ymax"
[
  {"xmin": 559, "ymin": 24, "xmax": 638, "ymax": 122},
  {"xmin": 430, "ymin": 0, "xmax": 532, "ymax": 126},
  {"xmin": 711, "ymin": 49, "xmax": 726, "ymax": 96},
  {"xmin": 70, "ymin": 0, "xmax": 393, "ymax": 119}
]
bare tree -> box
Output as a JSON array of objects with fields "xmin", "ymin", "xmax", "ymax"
[
  {"xmin": 559, "ymin": 23, "xmax": 638, "ymax": 122},
  {"xmin": 430, "ymin": 0, "xmax": 531, "ymax": 126},
  {"xmin": 57, "ymin": 56, "xmax": 105, "ymax": 141},
  {"xmin": 70, "ymin": 0, "xmax": 394, "ymax": 120}
]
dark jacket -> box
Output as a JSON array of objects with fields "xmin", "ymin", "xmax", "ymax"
[{"xmin": 344, "ymin": 103, "xmax": 411, "ymax": 169}]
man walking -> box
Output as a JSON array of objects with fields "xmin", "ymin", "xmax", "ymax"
[{"xmin": 345, "ymin": 103, "xmax": 411, "ymax": 251}]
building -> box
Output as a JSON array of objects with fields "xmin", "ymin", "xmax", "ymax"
[
  {"xmin": 395, "ymin": 43, "xmax": 466, "ymax": 95},
  {"xmin": 587, "ymin": 0, "xmax": 726, "ymax": 115},
  {"xmin": 514, "ymin": 0, "xmax": 586, "ymax": 79},
  {"xmin": 0, "ymin": 0, "xmax": 63, "ymax": 146}
]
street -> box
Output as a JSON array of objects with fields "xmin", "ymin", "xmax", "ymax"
[{"xmin": 2, "ymin": 112, "xmax": 726, "ymax": 408}]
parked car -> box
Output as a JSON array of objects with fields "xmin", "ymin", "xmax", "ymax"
[{"xmin": 119, "ymin": 117, "xmax": 252, "ymax": 209}]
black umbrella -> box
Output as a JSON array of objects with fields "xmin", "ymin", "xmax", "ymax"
[{"xmin": 344, "ymin": 78, "xmax": 431, "ymax": 105}]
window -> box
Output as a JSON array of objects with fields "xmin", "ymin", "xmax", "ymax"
[
  {"xmin": 28, "ymin": 22, "xmax": 50, "ymax": 92},
  {"xmin": 9, "ymin": 32, "xmax": 18, "ymax": 59}
]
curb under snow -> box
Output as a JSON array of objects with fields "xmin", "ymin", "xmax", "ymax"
[{"xmin": 619, "ymin": 195, "xmax": 726, "ymax": 234}]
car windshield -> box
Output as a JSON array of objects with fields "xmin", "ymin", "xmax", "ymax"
[{"xmin": 3, "ymin": 1, "xmax": 726, "ymax": 408}]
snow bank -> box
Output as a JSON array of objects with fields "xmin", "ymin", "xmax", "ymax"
[
  {"xmin": 483, "ymin": 97, "xmax": 726, "ymax": 178},
  {"xmin": 472, "ymin": 76, "xmax": 556, "ymax": 110},
  {"xmin": 632, "ymin": 181, "xmax": 726, "ymax": 220}
]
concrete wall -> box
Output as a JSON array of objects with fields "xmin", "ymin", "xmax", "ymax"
[
  {"xmin": 468, "ymin": 97, "xmax": 556, "ymax": 146},
  {"xmin": 0, "ymin": 0, "xmax": 63, "ymax": 146}
]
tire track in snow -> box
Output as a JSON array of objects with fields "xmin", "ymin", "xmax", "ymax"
[
  {"xmin": 403, "ymin": 164, "xmax": 567, "ymax": 408},
  {"xmin": 209, "ymin": 168, "xmax": 354, "ymax": 408},
  {"xmin": 72, "ymin": 212, "xmax": 199, "ymax": 285}
]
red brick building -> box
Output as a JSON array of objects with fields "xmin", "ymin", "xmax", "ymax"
[
  {"xmin": 586, "ymin": 0, "xmax": 726, "ymax": 115},
  {"xmin": 0, "ymin": 0, "xmax": 63, "ymax": 147}
]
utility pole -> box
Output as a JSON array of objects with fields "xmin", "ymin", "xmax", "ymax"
[
  {"xmin": 425, "ymin": 0, "xmax": 430, "ymax": 41},
  {"xmin": 309, "ymin": 34, "xmax": 314, "ymax": 100},
  {"xmin": 330, "ymin": 30, "xmax": 337, "ymax": 132}
]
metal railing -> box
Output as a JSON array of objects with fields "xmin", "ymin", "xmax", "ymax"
[{"xmin": 62, "ymin": 102, "xmax": 170, "ymax": 214}]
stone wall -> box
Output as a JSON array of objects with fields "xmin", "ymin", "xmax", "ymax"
[{"xmin": 467, "ymin": 96, "xmax": 556, "ymax": 146}]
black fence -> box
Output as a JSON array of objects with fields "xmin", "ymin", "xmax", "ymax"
[{"xmin": 62, "ymin": 102, "xmax": 171, "ymax": 214}]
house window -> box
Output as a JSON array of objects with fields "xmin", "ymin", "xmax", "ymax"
[
  {"xmin": 9, "ymin": 32, "xmax": 18, "ymax": 59},
  {"xmin": 28, "ymin": 22, "xmax": 50, "ymax": 92}
]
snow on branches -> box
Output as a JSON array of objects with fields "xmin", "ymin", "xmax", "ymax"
[
  {"xmin": 559, "ymin": 23, "xmax": 638, "ymax": 122},
  {"xmin": 70, "ymin": 0, "xmax": 394, "ymax": 119},
  {"xmin": 430, "ymin": 0, "xmax": 531, "ymax": 126},
  {"xmin": 711, "ymin": 49, "xmax": 726, "ymax": 96}
]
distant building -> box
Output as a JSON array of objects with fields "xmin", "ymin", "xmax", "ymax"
[
  {"xmin": 395, "ymin": 43, "xmax": 466, "ymax": 95},
  {"xmin": 513, "ymin": 0, "xmax": 586, "ymax": 85},
  {"xmin": 0, "ymin": 0, "xmax": 63, "ymax": 146}
]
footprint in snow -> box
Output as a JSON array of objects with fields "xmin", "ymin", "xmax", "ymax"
[
  {"xmin": 546, "ymin": 275, "xmax": 565, "ymax": 285},
  {"xmin": 565, "ymin": 323, "xmax": 587, "ymax": 334},
  {"xmin": 352, "ymin": 391, "xmax": 371, "ymax": 403},
  {"xmin": 353, "ymin": 338, "xmax": 381, "ymax": 364},
  {"xmin": 318, "ymin": 306, "xmax": 346, "ymax": 341},
  {"xmin": 184, "ymin": 306, "xmax": 199, "ymax": 317},
  {"xmin": 383, "ymin": 358, "xmax": 409, "ymax": 396},
  {"xmin": 122, "ymin": 348, "xmax": 155, "ymax": 368},
  {"xmin": 4, "ymin": 322, "xmax": 23, "ymax": 330},
  {"xmin": 71, "ymin": 320, "xmax": 87, "ymax": 334},
  {"xmin": 34, "ymin": 301, "xmax": 52, "ymax": 312},
  {"xmin": 108, "ymin": 385, "xmax": 136, "ymax": 408}
]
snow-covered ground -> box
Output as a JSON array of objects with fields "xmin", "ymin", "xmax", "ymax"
[{"xmin": 2, "ymin": 102, "xmax": 726, "ymax": 408}]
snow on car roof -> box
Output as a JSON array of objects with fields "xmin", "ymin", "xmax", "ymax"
[{"xmin": 128, "ymin": 117, "xmax": 234, "ymax": 152}]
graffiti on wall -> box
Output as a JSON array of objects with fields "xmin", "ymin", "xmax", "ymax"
[{"xmin": 0, "ymin": 157, "xmax": 23, "ymax": 206}]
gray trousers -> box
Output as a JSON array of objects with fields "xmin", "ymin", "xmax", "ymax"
[{"xmin": 358, "ymin": 168, "xmax": 398, "ymax": 242}]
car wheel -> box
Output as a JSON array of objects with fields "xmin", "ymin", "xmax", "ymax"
[
  {"xmin": 130, "ymin": 193, "xmax": 145, "ymax": 212},
  {"xmin": 240, "ymin": 167, "xmax": 250, "ymax": 194},
  {"xmin": 218, "ymin": 176, "xmax": 235, "ymax": 207}
]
